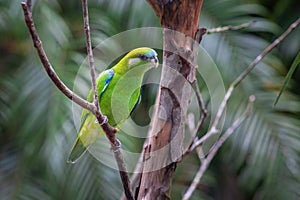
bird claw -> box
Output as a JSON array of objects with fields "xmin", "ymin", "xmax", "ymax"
[
  {"xmin": 112, "ymin": 139, "xmax": 122, "ymax": 152},
  {"xmin": 95, "ymin": 116, "xmax": 108, "ymax": 125}
]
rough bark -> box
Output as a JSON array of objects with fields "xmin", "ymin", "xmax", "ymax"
[{"xmin": 135, "ymin": 1, "xmax": 203, "ymax": 199}]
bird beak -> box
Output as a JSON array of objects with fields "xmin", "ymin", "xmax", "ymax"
[{"xmin": 150, "ymin": 56, "xmax": 159, "ymax": 68}]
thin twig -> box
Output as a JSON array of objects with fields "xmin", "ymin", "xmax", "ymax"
[
  {"xmin": 81, "ymin": 0, "xmax": 100, "ymax": 113},
  {"xmin": 192, "ymin": 81, "xmax": 207, "ymax": 134},
  {"xmin": 26, "ymin": 0, "xmax": 32, "ymax": 12},
  {"xmin": 207, "ymin": 20, "xmax": 256, "ymax": 34},
  {"xmin": 195, "ymin": 20, "xmax": 256, "ymax": 44},
  {"xmin": 81, "ymin": 1, "xmax": 133, "ymax": 199},
  {"xmin": 186, "ymin": 113, "xmax": 205, "ymax": 163},
  {"xmin": 189, "ymin": 17, "xmax": 300, "ymax": 152},
  {"xmin": 182, "ymin": 95, "xmax": 255, "ymax": 200},
  {"xmin": 196, "ymin": 146, "xmax": 205, "ymax": 163},
  {"xmin": 189, "ymin": 87, "xmax": 232, "ymax": 150},
  {"xmin": 113, "ymin": 150, "xmax": 134, "ymax": 200},
  {"xmin": 183, "ymin": 81, "xmax": 208, "ymax": 156},
  {"xmin": 21, "ymin": 2, "xmax": 96, "ymax": 114},
  {"xmin": 233, "ymin": 17, "xmax": 300, "ymax": 87}
]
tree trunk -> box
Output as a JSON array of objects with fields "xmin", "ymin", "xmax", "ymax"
[{"xmin": 135, "ymin": 1, "xmax": 203, "ymax": 199}]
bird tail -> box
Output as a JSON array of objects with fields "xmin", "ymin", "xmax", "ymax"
[{"xmin": 67, "ymin": 138, "xmax": 89, "ymax": 164}]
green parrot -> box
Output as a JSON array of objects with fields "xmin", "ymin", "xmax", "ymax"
[{"xmin": 68, "ymin": 47, "xmax": 158, "ymax": 163}]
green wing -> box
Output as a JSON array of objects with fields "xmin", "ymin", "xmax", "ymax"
[{"xmin": 68, "ymin": 69, "xmax": 114, "ymax": 163}]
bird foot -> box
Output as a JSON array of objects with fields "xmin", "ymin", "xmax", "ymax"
[
  {"xmin": 112, "ymin": 139, "xmax": 122, "ymax": 152},
  {"xmin": 95, "ymin": 115, "xmax": 108, "ymax": 125}
]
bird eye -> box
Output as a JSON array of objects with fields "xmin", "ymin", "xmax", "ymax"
[{"xmin": 139, "ymin": 55, "xmax": 148, "ymax": 61}]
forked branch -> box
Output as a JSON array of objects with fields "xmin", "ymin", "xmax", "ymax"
[
  {"xmin": 185, "ymin": 20, "xmax": 257, "ymax": 155},
  {"xmin": 189, "ymin": 17, "xmax": 300, "ymax": 152},
  {"xmin": 21, "ymin": 2, "xmax": 96, "ymax": 114},
  {"xmin": 183, "ymin": 96, "xmax": 255, "ymax": 200}
]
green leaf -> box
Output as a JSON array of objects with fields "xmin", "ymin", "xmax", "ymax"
[{"xmin": 274, "ymin": 51, "xmax": 300, "ymax": 107}]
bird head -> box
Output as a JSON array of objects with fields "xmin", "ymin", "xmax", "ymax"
[{"xmin": 124, "ymin": 47, "xmax": 159, "ymax": 69}]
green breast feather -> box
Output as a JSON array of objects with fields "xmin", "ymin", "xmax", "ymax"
[{"xmin": 68, "ymin": 47, "xmax": 158, "ymax": 163}]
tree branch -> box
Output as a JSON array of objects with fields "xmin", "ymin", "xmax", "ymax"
[
  {"xmin": 183, "ymin": 80, "xmax": 208, "ymax": 157},
  {"xmin": 189, "ymin": 17, "xmax": 300, "ymax": 152},
  {"xmin": 26, "ymin": 0, "xmax": 32, "ymax": 12},
  {"xmin": 22, "ymin": 1, "xmax": 134, "ymax": 199},
  {"xmin": 81, "ymin": 0, "xmax": 100, "ymax": 114},
  {"xmin": 206, "ymin": 20, "xmax": 256, "ymax": 34},
  {"xmin": 196, "ymin": 146, "xmax": 205, "ymax": 164},
  {"xmin": 192, "ymin": 80, "xmax": 208, "ymax": 135},
  {"xmin": 195, "ymin": 20, "xmax": 256, "ymax": 44},
  {"xmin": 21, "ymin": 2, "xmax": 96, "ymax": 114},
  {"xmin": 232, "ymin": 17, "xmax": 300, "ymax": 87},
  {"xmin": 182, "ymin": 95, "xmax": 255, "ymax": 200}
]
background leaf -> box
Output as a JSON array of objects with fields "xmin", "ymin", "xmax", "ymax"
[{"xmin": 274, "ymin": 51, "xmax": 300, "ymax": 106}]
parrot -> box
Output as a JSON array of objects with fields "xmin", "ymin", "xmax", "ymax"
[{"xmin": 68, "ymin": 47, "xmax": 159, "ymax": 163}]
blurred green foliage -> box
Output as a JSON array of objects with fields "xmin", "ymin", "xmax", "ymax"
[{"xmin": 0, "ymin": 0, "xmax": 299, "ymax": 199}]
